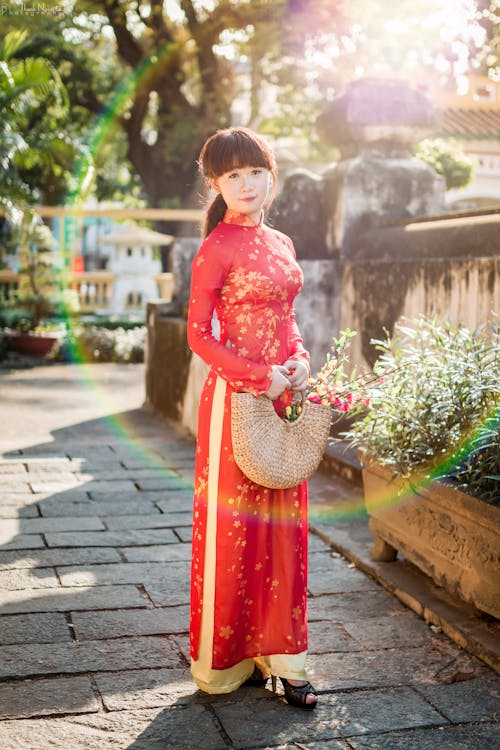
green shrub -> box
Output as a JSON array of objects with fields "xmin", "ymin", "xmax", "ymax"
[
  {"xmin": 344, "ymin": 316, "xmax": 499, "ymax": 505},
  {"xmin": 0, "ymin": 307, "xmax": 33, "ymax": 332},
  {"xmin": 414, "ymin": 138, "xmax": 474, "ymax": 191},
  {"xmin": 77, "ymin": 315, "xmax": 145, "ymax": 331}
]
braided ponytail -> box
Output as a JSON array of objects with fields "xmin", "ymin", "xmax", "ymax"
[{"xmin": 203, "ymin": 193, "xmax": 227, "ymax": 239}]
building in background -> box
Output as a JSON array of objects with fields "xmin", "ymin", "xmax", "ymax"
[{"xmin": 424, "ymin": 75, "xmax": 500, "ymax": 209}]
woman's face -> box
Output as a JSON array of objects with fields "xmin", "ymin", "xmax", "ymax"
[{"xmin": 212, "ymin": 166, "xmax": 272, "ymax": 224}]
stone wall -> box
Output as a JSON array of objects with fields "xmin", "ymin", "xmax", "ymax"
[{"xmin": 341, "ymin": 254, "xmax": 499, "ymax": 370}]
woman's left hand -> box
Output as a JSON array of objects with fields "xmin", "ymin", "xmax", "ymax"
[{"xmin": 283, "ymin": 359, "xmax": 309, "ymax": 392}]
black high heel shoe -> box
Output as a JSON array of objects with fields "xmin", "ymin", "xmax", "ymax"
[
  {"xmin": 271, "ymin": 675, "xmax": 318, "ymax": 709},
  {"xmin": 243, "ymin": 665, "xmax": 268, "ymax": 687}
]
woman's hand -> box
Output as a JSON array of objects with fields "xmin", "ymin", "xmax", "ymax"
[
  {"xmin": 283, "ymin": 359, "xmax": 309, "ymax": 393},
  {"xmin": 265, "ymin": 365, "xmax": 291, "ymax": 400}
]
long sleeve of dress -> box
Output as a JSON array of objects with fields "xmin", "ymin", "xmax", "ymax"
[
  {"xmin": 187, "ymin": 240, "xmax": 273, "ymax": 395},
  {"xmin": 286, "ymin": 308, "xmax": 310, "ymax": 374}
]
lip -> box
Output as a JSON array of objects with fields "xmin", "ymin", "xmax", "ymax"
[{"xmin": 240, "ymin": 196, "xmax": 257, "ymax": 202}]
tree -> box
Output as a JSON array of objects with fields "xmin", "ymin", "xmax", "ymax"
[
  {"xmin": 0, "ymin": 29, "xmax": 94, "ymax": 207},
  {"xmin": 2, "ymin": 1, "xmax": 496, "ymax": 210}
]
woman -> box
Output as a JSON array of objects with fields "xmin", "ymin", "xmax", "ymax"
[{"xmin": 187, "ymin": 127, "xmax": 318, "ymax": 709}]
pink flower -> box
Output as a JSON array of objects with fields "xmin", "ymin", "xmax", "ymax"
[{"xmin": 308, "ymin": 394, "xmax": 322, "ymax": 404}]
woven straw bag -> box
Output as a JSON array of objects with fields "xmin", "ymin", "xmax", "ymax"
[{"xmin": 231, "ymin": 392, "xmax": 331, "ymax": 489}]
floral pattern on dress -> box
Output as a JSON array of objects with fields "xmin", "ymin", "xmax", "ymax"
[{"xmin": 188, "ymin": 211, "xmax": 310, "ymax": 669}]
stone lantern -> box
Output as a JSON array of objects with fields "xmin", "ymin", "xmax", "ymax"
[{"xmin": 102, "ymin": 225, "xmax": 174, "ymax": 314}]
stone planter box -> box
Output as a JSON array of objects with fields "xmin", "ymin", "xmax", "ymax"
[{"xmin": 360, "ymin": 456, "xmax": 500, "ymax": 618}]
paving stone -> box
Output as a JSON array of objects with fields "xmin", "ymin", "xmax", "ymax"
[
  {"xmin": 57, "ymin": 561, "xmax": 189, "ymax": 587},
  {"xmin": 120, "ymin": 544, "xmax": 192, "ymax": 563},
  {"xmin": 38, "ymin": 498, "xmax": 159, "ymax": 517},
  {"xmin": 4, "ymin": 490, "xmax": 90, "ymax": 507},
  {"xmin": 0, "ymin": 584, "xmax": 147, "ymax": 613},
  {"xmin": 417, "ymin": 676, "xmax": 500, "ymax": 723},
  {"xmin": 342, "ymin": 614, "xmax": 435, "ymax": 649},
  {"xmin": 64, "ymin": 479, "xmax": 138, "ymax": 494},
  {"xmin": 0, "ymin": 516, "xmax": 106, "ymax": 535},
  {"xmin": 308, "ymin": 592, "xmax": 407, "ymax": 622},
  {"xmin": 308, "ymin": 566, "xmax": 379, "ymax": 596},
  {"xmin": 348, "ymin": 722, "xmax": 500, "ymax": 749},
  {"xmin": 66, "ymin": 447, "xmax": 116, "ymax": 460},
  {"xmin": 155, "ymin": 494, "xmax": 194, "ymax": 513},
  {"xmin": 0, "ymin": 493, "xmax": 38, "ymax": 505},
  {"xmin": 0, "ymin": 547, "xmax": 122, "ymax": 570},
  {"xmin": 0, "ymin": 504, "xmax": 40, "ymax": 518},
  {"xmin": 142, "ymin": 579, "xmax": 191, "ymax": 608},
  {"xmin": 80, "ymin": 479, "xmax": 139, "ymax": 501},
  {"xmin": 29, "ymin": 477, "xmax": 83, "ymax": 493},
  {"xmin": 308, "ymin": 620, "xmax": 363, "ymax": 653},
  {"xmin": 70, "ymin": 461, "xmax": 129, "ymax": 474},
  {"xmin": 0, "ymin": 567, "xmax": 60, "ymax": 590},
  {"xmin": 332, "ymin": 686, "xmax": 445, "ymax": 738},
  {"xmin": 75, "ymin": 470, "xmax": 135, "ymax": 481},
  {"xmin": 94, "ymin": 667, "xmax": 194, "ymax": 710},
  {"xmin": 0, "ymin": 463, "xmax": 27, "ymax": 474},
  {"xmin": 0, "ymin": 477, "xmax": 32, "ymax": 491},
  {"xmin": 103, "ymin": 512, "xmax": 192, "ymax": 530},
  {"xmin": 173, "ymin": 633, "xmax": 190, "ymax": 663},
  {"xmin": 306, "ymin": 646, "xmax": 477, "ymax": 691},
  {"xmin": 24, "ymin": 459, "xmax": 73, "ymax": 472},
  {"xmin": 26, "ymin": 471, "xmax": 80, "ymax": 482},
  {"xmin": 45, "ymin": 528, "xmax": 178, "ymax": 547},
  {"xmin": 71, "ymin": 605, "xmax": 189, "ymax": 640},
  {"xmin": 0, "ymin": 675, "xmax": 100, "ymax": 719},
  {"xmin": 213, "ymin": 692, "xmax": 343, "ymax": 746},
  {"xmin": 0, "ymin": 635, "xmax": 182, "ymax": 678},
  {"xmin": 173, "ymin": 526, "xmax": 192, "ymax": 543},
  {"xmin": 0, "ymin": 534, "xmax": 45, "ymax": 550},
  {"xmin": 213, "ymin": 687, "xmax": 444, "ymax": 747},
  {"xmin": 309, "ymin": 534, "xmax": 333, "ymax": 552},
  {"xmin": 88, "ymin": 489, "xmax": 150, "ymax": 502},
  {"xmin": 135, "ymin": 477, "xmax": 192, "ymax": 491},
  {"xmin": 0, "ymin": 705, "xmax": 227, "ymax": 750},
  {"xmin": 20, "ymin": 446, "xmax": 71, "ymax": 457},
  {"xmin": 108, "ymin": 450, "xmax": 167, "ymax": 466},
  {"xmin": 0, "ymin": 613, "xmax": 72, "ymax": 644},
  {"xmin": 168, "ymin": 468, "xmax": 195, "ymax": 487},
  {"xmin": 123, "ymin": 467, "xmax": 188, "ymax": 478}
]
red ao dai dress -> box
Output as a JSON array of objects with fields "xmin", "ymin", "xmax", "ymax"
[{"xmin": 187, "ymin": 210, "xmax": 311, "ymax": 693}]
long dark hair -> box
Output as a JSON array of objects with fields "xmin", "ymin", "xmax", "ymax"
[{"xmin": 198, "ymin": 127, "xmax": 278, "ymax": 238}]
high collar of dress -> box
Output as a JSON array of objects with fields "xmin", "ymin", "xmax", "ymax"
[{"xmin": 223, "ymin": 209, "xmax": 263, "ymax": 228}]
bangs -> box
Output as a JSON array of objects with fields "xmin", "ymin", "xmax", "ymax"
[{"xmin": 200, "ymin": 128, "xmax": 274, "ymax": 178}]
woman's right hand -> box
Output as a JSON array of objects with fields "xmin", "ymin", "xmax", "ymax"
[{"xmin": 264, "ymin": 365, "xmax": 291, "ymax": 400}]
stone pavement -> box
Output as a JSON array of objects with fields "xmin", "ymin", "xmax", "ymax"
[{"xmin": 0, "ymin": 361, "xmax": 498, "ymax": 750}]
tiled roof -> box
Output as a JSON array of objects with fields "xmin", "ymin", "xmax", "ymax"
[{"xmin": 435, "ymin": 108, "xmax": 500, "ymax": 139}]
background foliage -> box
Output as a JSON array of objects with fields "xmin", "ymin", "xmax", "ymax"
[{"xmin": 1, "ymin": 0, "xmax": 498, "ymax": 209}]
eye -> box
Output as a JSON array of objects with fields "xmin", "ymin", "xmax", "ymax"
[
  {"xmin": 252, "ymin": 169, "xmax": 263, "ymax": 175},
  {"xmin": 228, "ymin": 172, "xmax": 239, "ymax": 179}
]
